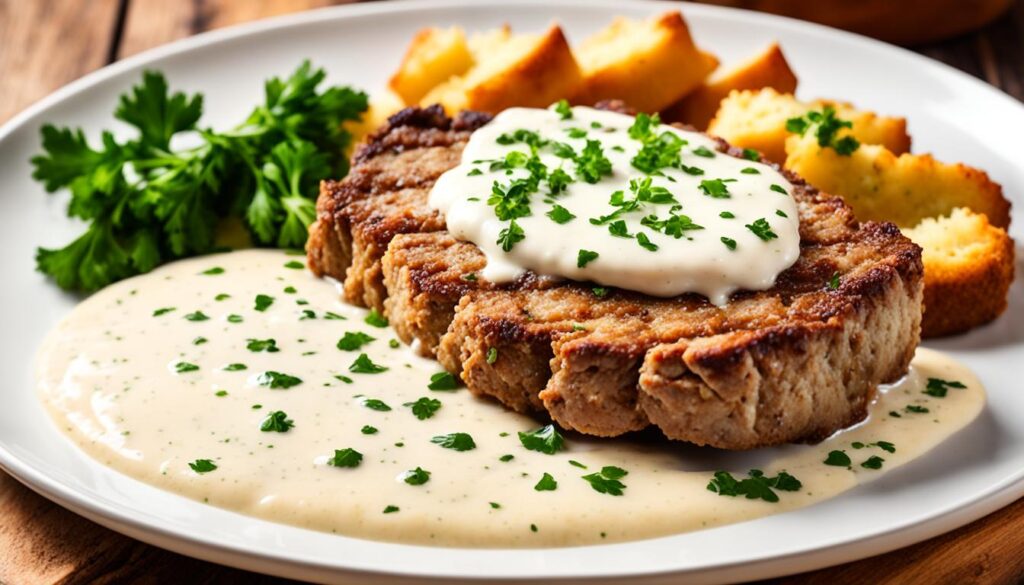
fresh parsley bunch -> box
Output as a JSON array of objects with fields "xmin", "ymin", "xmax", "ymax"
[{"xmin": 31, "ymin": 60, "xmax": 367, "ymax": 291}]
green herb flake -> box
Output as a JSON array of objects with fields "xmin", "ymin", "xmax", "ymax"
[
  {"xmin": 924, "ymin": 377, "xmax": 967, "ymax": 398},
  {"xmin": 499, "ymin": 454, "xmax": 514, "ymax": 462},
  {"xmin": 189, "ymin": 459, "xmax": 217, "ymax": 473},
  {"xmin": 861, "ymin": 455, "xmax": 885, "ymax": 470},
  {"xmin": 486, "ymin": 347, "xmax": 498, "ymax": 365},
  {"xmin": 153, "ymin": 307, "xmax": 176, "ymax": 317},
  {"xmin": 383, "ymin": 505, "xmax": 399, "ymax": 514},
  {"xmin": 906, "ymin": 405, "xmax": 930, "ymax": 414},
  {"xmin": 361, "ymin": 425, "xmax": 378, "ymax": 435},
  {"xmin": 223, "ymin": 363, "xmax": 247, "ymax": 371},
  {"xmin": 719, "ymin": 211, "xmax": 735, "ymax": 219},
  {"xmin": 582, "ymin": 466, "xmax": 629, "ymax": 496},
  {"xmin": 721, "ymin": 237, "xmax": 737, "ymax": 250},
  {"xmin": 283, "ymin": 285, "xmax": 297, "ymax": 294},
  {"xmin": 745, "ymin": 218, "xmax": 778, "ymax": 241},
  {"xmin": 547, "ymin": 204, "xmax": 576, "ymax": 224},
  {"xmin": 875, "ymin": 441, "xmax": 896, "ymax": 453},
  {"xmin": 174, "ymin": 361, "xmax": 199, "ymax": 373},
  {"xmin": 489, "ymin": 502, "xmax": 501, "ymax": 509},
  {"xmin": 706, "ymin": 469, "xmax": 801, "ymax": 502},
  {"xmin": 740, "ymin": 167, "xmax": 761, "ymax": 175},
  {"xmin": 569, "ymin": 460, "xmax": 587, "ymax": 469},
  {"xmin": 255, "ymin": 370, "xmax": 302, "ymax": 389},
  {"xmin": 741, "ymin": 148, "xmax": 760, "ymax": 161},
  {"xmin": 497, "ymin": 220, "xmax": 526, "ymax": 252},
  {"xmin": 431, "ymin": 432, "xmax": 476, "ymax": 451},
  {"xmin": 402, "ymin": 467, "xmax": 431, "ymax": 485},
  {"xmin": 227, "ymin": 314, "xmax": 244, "ymax": 323},
  {"xmin": 824, "ymin": 450, "xmax": 852, "ymax": 467},
  {"xmin": 284, "ymin": 260, "xmax": 305, "ymax": 270},
  {"xmin": 254, "ymin": 294, "xmax": 274, "ymax": 312},
  {"xmin": 553, "ymin": 99, "xmax": 573, "ymax": 120},
  {"xmin": 337, "ymin": 331, "xmax": 375, "ymax": 351},
  {"xmin": 192, "ymin": 336, "xmax": 208, "ymax": 346},
  {"xmin": 828, "ymin": 271, "xmax": 841, "ymax": 290},
  {"xmin": 577, "ymin": 249, "xmax": 599, "ymax": 268},
  {"xmin": 361, "ymin": 398, "xmax": 392, "ymax": 412},
  {"xmin": 692, "ymin": 145, "xmax": 716, "ymax": 158},
  {"xmin": 349, "ymin": 353, "xmax": 388, "ymax": 374},
  {"xmin": 364, "ymin": 309, "xmax": 388, "ymax": 328},
  {"xmin": 405, "ymin": 397, "xmax": 441, "ymax": 420},
  {"xmin": 214, "ymin": 294, "xmax": 230, "ymax": 301},
  {"xmin": 201, "ymin": 267, "xmax": 225, "ymax": 275},
  {"xmin": 214, "ymin": 390, "xmax": 228, "ymax": 397},
  {"xmin": 260, "ymin": 410, "xmax": 294, "ymax": 432},
  {"xmin": 699, "ymin": 178, "xmax": 731, "ymax": 198},
  {"xmin": 246, "ymin": 338, "xmax": 279, "ymax": 353},
  {"xmin": 770, "ymin": 183, "xmax": 788, "ymax": 195},
  {"xmin": 328, "ymin": 448, "xmax": 363, "ymax": 468},
  {"xmin": 518, "ymin": 424, "xmax": 564, "ymax": 455},
  {"xmin": 534, "ymin": 472, "xmax": 558, "ymax": 491},
  {"xmin": 428, "ymin": 371, "xmax": 459, "ymax": 391}
]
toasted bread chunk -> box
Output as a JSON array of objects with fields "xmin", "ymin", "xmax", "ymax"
[
  {"xmin": 903, "ymin": 208, "xmax": 1015, "ymax": 337},
  {"xmin": 662, "ymin": 42, "xmax": 798, "ymax": 130},
  {"xmin": 573, "ymin": 11, "xmax": 717, "ymax": 113},
  {"xmin": 783, "ymin": 133, "xmax": 1012, "ymax": 229},
  {"xmin": 707, "ymin": 88, "xmax": 910, "ymax": 162},
  {"xmin": 420, "ymin": 25, "xmax": 582, "ymax": 114},
  {"xmin": 389, "ymin": 27, "xmax": 473, "ymax": 105}
]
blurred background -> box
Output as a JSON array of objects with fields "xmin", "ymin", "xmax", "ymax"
[{"xmin": 0, "ymin": 0, "xmax": 1021, "ymax": 123}]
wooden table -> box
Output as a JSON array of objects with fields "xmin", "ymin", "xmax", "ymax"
[{"xmin": 1, "ymin": 1, "xmax": 1021, "ymax": 583}]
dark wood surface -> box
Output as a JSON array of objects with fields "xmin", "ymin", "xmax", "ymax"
[{"xmin": 0, "ymin": 1, "xmax": 1021, "ymax": 583}]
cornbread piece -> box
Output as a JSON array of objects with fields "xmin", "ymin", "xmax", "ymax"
[
  {"xmin": 784, "ymin": 132, "xmax": 1012, "ymax": 229},
  {"xmin": 707, "ymin": 88, "xmax": 911, "ymax": 162},
  {"xmin": 420, "ymin": 25, "xmax": 582, "ymax": 114},
  {"xmin": 306, "ymin": 105, "xmax": 492, "ymax": 309},
  {"xmin": 389, "ymin": 26, "xmax": 473, "ymax": 105},
  {"xmin": 903, "ymin": 208, "xmax": 1015, "ymax": 337},
  {"xmin": 662, "ymin": 42, "xmax": 798, "ymax": 130},
  {"xmin": 572, "ymin": 11, "xmax": 717, "ymax": 113}
]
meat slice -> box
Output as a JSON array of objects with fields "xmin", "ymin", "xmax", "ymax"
[{"xmin": 310, "ymin": 106, "xmax": 923, "ymax": 449}]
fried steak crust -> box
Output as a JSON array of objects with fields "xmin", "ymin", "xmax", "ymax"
[{"xmin": 309, "ymin": 106, "xmax": 924, "ymax": 449}]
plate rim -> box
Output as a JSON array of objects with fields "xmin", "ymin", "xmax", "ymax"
[{"xmin": 1, "ymin": 0, "xmax": 1022, "ymax": 582}]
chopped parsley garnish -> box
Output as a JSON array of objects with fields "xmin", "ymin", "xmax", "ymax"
[
  {"xmin": 518, "ymin": 424, "xmax": 564, "ymax": 455},
  {"xmin": 770, "ymin": 184, "xmax": 788, "ymax": 195},
  {"xmin": 824, "ymin": 450, "xmax": 852, "ymax": 467},
  {"xmin": 405, "ymin": 397, "xmax": 441, "ymax": 420},
  {"xmin": 486, "ymin": 347, "xmax": 498, "ymax": 364},
  {"xmin": 383, "ymin": 505, "xmax": 399, "ymax": 514},
  {"xmin": 214, "ymin": 389, "xmax": 227, "ymax": 397},
  {"xmin": 741, "ymin": 148, "xmax": 760, "ymax": 161},
  {"xmin": 775, "ymin": 209, "xmax": 788, "ymax": 218},
  {"xmin": 283, "ymin": 285, "xmax": 297, "ymax": 294},
  {"xmin": 582, "ymin": 466, "xmax": 629, "ymax": 496},
  {"xmin": 214, "ymin": 293, "xmax": 230, "ymax": 301},
  {"xmin": 745, "ymin": 218, "xmax": 778, "ymax": 241},
  {"xmin": 361, "ymin": 425, "xmax": 378, "ymax": 435},
  {"xmin": 875, "ymin": 441, "xmax": 897, "ymax": 453},
  {"xmin": 691, "ymin": 145, "xmax": 715, "ymax": 158},
  {"xmin": 246, "ymin": 338, "xmax": 279, "ymax": 353},
  {"xmin": 569, "ymin": 460, "xmax": 587, "ymax": 469},
  {"xmin": 255, "ymin": 370, "xmax": 302, "ymax": 389},
  {"xmin": 193, "ymin": 336, "xmax": 208, "ymax": 345},
  {"xmin": 721, "ymin": 237, "xmax": 737, "ymax": 250},
  {"xmin": 906, "ymin": 405, "xmax": 930, "ymax": 414},
  {"xmin": 699, "ymin": 178, "xmax": 732, "ymax": 198},
  {"xmin": 547, "ymin": 204, "xmax": 576, "ymax": 224},
  {"xmin": 428, "ymin": 371, "xmax": 459, "ymax": 391},
  {"xmin": 260, "ymin": 410, "xmax": 294, "ymax": 432},
  {"xmin": 627, "ymin": 113, "xmax": 686, "ymax": 174},
  {"xmin": 499, "ymin": 454, "xmax": 514, "ymax": 462},
  {"xmin": 174, "ymin": 361, "xmax": 199, "ymax": 373},
  {"xmin": 553, "ymin": 99, "xmax": 572, "ymax": 120},
  {"xmin": 227, "ymin": 314, "xmax": 243, "ymax": 323},
  {"xmin": 349, "ymin": 353, "xmax": 388, "ymax": 374},
  {"xmin": 592, "ymin": 287, "xmax": 608, "ymax": 298},
  {"xmin": 828, "ymin": 271, "xmax": 841, "ymax": 290},
  {"xmin": 635, "ymin": 232, "xmax": 658, "ymax": 252},
  {"xmin": 334, "ymin": 374, "xmax": 353, "ymax": 384},
  {"xmin": 785, "ymin": 106, "xmax": 860, "ymax": 155},
  {"xmin": 153, "ymin": 307, "xmax": 176, "ymax": 317},
  {"xmin": 388, "ymin": 339, "xmax": 399, "ymax": 349},
  {"xmin": 924, "ymin": 377, "xmax": 966, "ymax": 398},
  {"xmin": 189, "ymin": 459, "xmax": 217, "ymax": 473},
  {"xmin": 201, "ymin": 267, "xmax": 225, "ymax": 275},
  {"xmin": 534, "ymin": 472, "xmax": 558, "ymax": 491},
  {"xmin": 223, "ymin": 363, "xmax": 247, "ymax": 371},
  {"xmin": 461, "ymin": 273, "xmax": 478, "ymax": 282},
  {"xmin": 467, "ymin": 168, "xmax": 483, "ymax": 176},
  {"xmin": 253, "ymin": 294, "xmax": 274, "ymax": 311},
  {"xmin": 577, "ymin": 249, "xmax": 599, "ymax": 268},
  {"xmin": 284, "ymin": 260, "xmax": 305, "ymax": 270},
  {"xmin": 337, "ymin": 331, "xmax": 375, "ymax": 351},
  {"xmin": 707, "ymin": 469, "xmax": 801, "ymax": 502},
  {"xmin": 184, "ymin": 311, "xmax": 209, "ymax": 321},
  {"xmin": 431, "ymin": 432, "xmax": 476, "ymax": 451},
  {"xmin": 364, "ymin": 309, "xmax": 388, "ymax": 328},
  {"xmin": 299, "ymin": 309, "xmax": 316, "ymax": 320},
  {"xmin": 861, "ymin": 456, "xmax": 885, "ymax": 470},
  {"xmin": 401, "ymin": 467, "xmax": 431, "ymax": 485},
  {"xmin": 328, "ymin": 448, "xmax": 362, "ymax": 468},
  {"xmin": 361, "ymin": 398, "xmax": 392, "ymax": 411},
  {"xmin": 575, "ymin": 139, "xmax": 613, "ymax": 183},
  {"xmin": 740, "ymin": 167, "xmax": 760, "ymax": 174},
  {"xmin": 719, "ymin": 211, "xmax": 735, "ymax": 219},
  {"xmin": 640, "ymin": 212, "xmax": 703, "ymax": 238},
  {"xmin": 489, "ymin": 502, "xmax": 501, "ymax": 509},
  {"xmin": 497, "ymin": 220, "xmax": 526, "ymax": 252},
  {"xmin": 324, "ymin": 311, "xmax": 346, "ymax": 320}
]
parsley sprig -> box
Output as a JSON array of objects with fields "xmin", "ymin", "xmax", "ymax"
[
  {"xmin": 786, "ymin": 106, "xmax": 860, "ymax": 155},
  {"xmin": 31, "ymin": 61, "xmax": 367, "ymax": 291}
]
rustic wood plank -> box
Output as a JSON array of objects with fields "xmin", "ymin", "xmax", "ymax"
[
  {"xmin": 118, "ymin": 0, "xmax": 356, "ymax": 58},
  {"xmin": 0, "ymin": 0, "xmax": 123, "ymax": 123}
]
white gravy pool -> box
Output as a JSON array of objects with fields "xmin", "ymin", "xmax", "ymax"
[
  {"xmin": 429, "ymin": 106, "xmax": 800, "ymax": 305},
  {"xmin": 37, "ymin": 250, "xmax": 985, "ymax": 547}
]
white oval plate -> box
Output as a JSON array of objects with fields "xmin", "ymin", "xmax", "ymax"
[{"xmin": 0, "ymin": 1, "xmax": 1022, "ymax": 582}]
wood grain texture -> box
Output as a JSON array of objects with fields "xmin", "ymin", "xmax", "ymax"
[
  {"xmin": 0, "ymin": 0, "xmax": 123, "ymax": 123},
  {"xmin": 0, "ymin": 0, "xmax": 1021, "ymax": 583}
]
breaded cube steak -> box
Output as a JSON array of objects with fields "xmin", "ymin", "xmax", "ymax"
[{"xmin": 307, "ymin": 105, "xmax": 923, "ymax": 450}]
